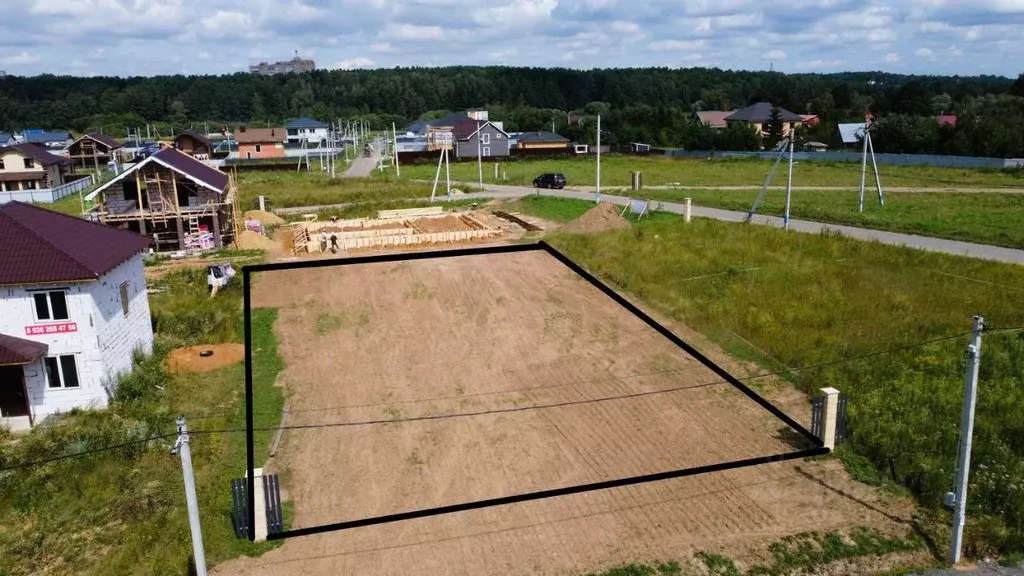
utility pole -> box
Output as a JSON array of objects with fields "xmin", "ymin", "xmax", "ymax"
[
  {"xmin": 948, "ymin": 315, "xmax": 985, "ymax": 566},
  {"xmin": 596, "ymin": 114, "xmax": 601, "ymax": 203},
  {"xmin": 858, "ymin": 125, "xmax": 869, "ymax": 212},
  {"xmin": 783, "ymin": 134, "xmax": 795, "ymax": 230},
  {"xmin": 172, "ymin": 416, "xmax": 207, "ymax": 576},
  {"xmin": 476, "ymin": 122, "xmax": 483, "ymax": 189},
  {"xmin": 392, "ymin": 122, "xmax": 400, "ymax": 178}
]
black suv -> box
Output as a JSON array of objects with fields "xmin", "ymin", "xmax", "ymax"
[{"xmin": 533, "ymin": 173, "xmax": 566, "ymax": 189}]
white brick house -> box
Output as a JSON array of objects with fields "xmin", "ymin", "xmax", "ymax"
[{"xmin": 0, "ymin": 201, "xmax": 153, "ymax": 430}]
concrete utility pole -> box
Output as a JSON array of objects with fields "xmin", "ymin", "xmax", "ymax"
[
  {"xmin": 783, "ymin": 135, "xmax": 795, "ymax": 230},
  {"xmin": 392, "ymin": 122, "xmax": 400, "ymax": 177},
  {"xmin": 596, "ymin": 114, "xmax": 601, "ymax": 203},
  {"xmin": 948, "ymin": 315, "xmax": 985, "ymax": 566},
  {"xmin": 172, "ymin": 416, "xmax": 207, "ymax": 576},
  {"xmin": 476, "ymin": 123, "xmax": 484, "ymax": 189}
]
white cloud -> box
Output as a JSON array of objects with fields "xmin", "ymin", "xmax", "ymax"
[
  {"xmin": 330, "ymin": 57, "xmax": 375, "ymax": 69},
  {"xmin": 916, "ymin": 47, "xmax": 936, "ymax": 60},
  {"xmin": 0, "ymin": 51, "xmax": 40, "ymax": 66},
  {"xmin": 884, "ymin": 52, "xmax": 900, "ymax": 62},
  {"xmin": 763, "ymin": 49, "xmax": 787, "ymax": 60},
  {"xmin": 609, "ymin": 20, "xmax": 639, "ymax": 33},
  {"xmin": 379, "ymin": 23, "xmax": 445, "ymax": 40},
  {"xmin": 474, "ymin": 0, "xmax": 558, "ymax": 26},
  {"xmin": 647, "ymin": 39, "xmax": 706, "ymax": 51}
]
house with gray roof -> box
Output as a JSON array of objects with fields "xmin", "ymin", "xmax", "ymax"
[
  {"xmin": 23, "ymin": 131, "xmax": 74, "ymax": 150},
  {"xmin": 285, "ymin": 117, "xmax": 329, "ymax": 146},
  {"xmin": 725, "ymin": 103, "xmax": 805, "ymax": 138}
]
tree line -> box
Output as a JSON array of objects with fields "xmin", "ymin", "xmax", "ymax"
[{"xmin": 1, "ymin": 67, "xmax": 1023, "ymax": 157}]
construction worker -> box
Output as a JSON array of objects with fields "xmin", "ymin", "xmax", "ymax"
[
  {"xmin": 330, "ymin": 233, "xmax": 339, "ymax": 253},
  {"xmin": 319, "ymin": 230, "xmax": 328, "ymax": 253}
]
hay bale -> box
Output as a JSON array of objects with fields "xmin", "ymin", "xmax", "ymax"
[
  {"xmin": 243, "ymin": 210, "xmax": 285, "ymax": 226},
  {"xmin": 561, "ymin": 202, "xmax": 630, "ymax": 234}
]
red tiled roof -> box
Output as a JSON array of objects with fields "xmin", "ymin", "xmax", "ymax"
[
  {"xmin": 1, "ymin": 143, "xmax": 71, "ymax": 166},
  {"xmin": 83, "ymin": 132, "xmax": 123, "ymax": 150},
  {"xmin": 0, "ymin": 333, "xmax": 48, "ymax": 366},
  {"xmin": 0, "ymin": 202, "xmax": 152, "ymax": 286}
]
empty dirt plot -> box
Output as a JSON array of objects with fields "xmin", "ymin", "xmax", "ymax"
[{"xmin": 216, "ymin": 250, "xmax": 914, "ymax": 576}]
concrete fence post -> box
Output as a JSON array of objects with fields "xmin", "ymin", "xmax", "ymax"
[
  {"xmin": 820, "ymin": 387, "xmax": 840, "ymax": 450},
  {"xmin": 248, "ymin": 467, "xmax": 268, "ymax": 542},
  {"xmin": 684, "ymin": 198, "xmax": 692, "ymax": 223}
]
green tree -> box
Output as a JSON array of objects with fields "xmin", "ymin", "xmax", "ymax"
[
  {"xmin": 1010, "ymin": 73, "xmax": 1024, "ymax": 98},
  {"xmin": 250, "ymin": 92, "xmax": 266, "ymax": 121},
  {"xmin": 764, "ymin": 106, "xmax": 784, "ymax": 149}
]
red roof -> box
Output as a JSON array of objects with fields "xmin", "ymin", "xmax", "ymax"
[
  {"xmin": 936, "ymin": 115, "xmax": 957, "ymax": 127},
  {"xmin": 0, "ymin": 202, "xmax": 151, "ymax": 286},
  {"xmin": 0, "ymin": 333, "xmax": 48, "ymax": 366}
]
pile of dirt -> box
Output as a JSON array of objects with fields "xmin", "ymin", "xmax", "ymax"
[
  {"xmin": 165, "ymin": 344, "xmax": 244, "ymax": 373},
  {"xmin": 561, "ymin": 202, "xmax": 630, "ymax": 234},
  {"xmin": 243, "ymin": 210, "xmax": 285, "ymax": 226},
  {"xmin": 411, "ymin": 214, "xmax": 472, "ymax": 233},
  {"xmin": 237, "ymin": 229, "xmax": 280, "ymax": 251}
]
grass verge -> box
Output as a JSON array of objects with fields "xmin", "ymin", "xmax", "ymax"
[
  {"xmin": 533, "ymin": 196, "xmax": 1024, "ymax": 557},
  {"xmin": 236, "ymin": 172, "xmax": 432, "ymax": 209}
]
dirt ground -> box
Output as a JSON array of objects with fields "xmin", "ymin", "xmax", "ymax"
[
  {"xmin": 561, "ymin": 202, "xmax": 631, "ymax": 235},
  {"xmin": 213, "ymin": 250, "xmax": 917, "ymax": 576},
  {"xmin": 411, "ymin": 214, "xmax": 474, "ymax": 233},
  {"xmin": 165, "ymin": 343, "xmax": 244, "ymax": 373}
]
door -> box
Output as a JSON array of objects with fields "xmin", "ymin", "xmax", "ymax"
[
  {"xmin": 0, "ymin": 365, "xmax": 29, "ymax": 417},
  {"xmin": 482, "ymin": 147, "xmax": 490, "ymax": 157}
]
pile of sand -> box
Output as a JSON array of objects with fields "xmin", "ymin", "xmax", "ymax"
[
  {"xmin": 243, "ymin": 209, "xmax": 285, "ymax": 226},
  {"xmin": 561, "ymin": 202, "xmax": 630, "ymax": 234},
  {"xmin": 165, "ymin": 344, "xmax": 244, "ymax": 373},
  {"xmin": 411, "ymin": 214, "xmax": 473, "ymax": 233},
  {"xmin": 237, "ymin": 229, "xmax": 280, "ymax": 251}
]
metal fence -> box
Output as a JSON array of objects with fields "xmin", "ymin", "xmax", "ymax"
[
  {"xmin": 663, "ymin": 148, "xmax": 1024, "ymax": 170},
  {"xmin": 0, "ymin": 174, "xmax": 96, "ymax": 204}
]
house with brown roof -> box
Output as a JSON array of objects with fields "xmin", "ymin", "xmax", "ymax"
[
  {"xmin": 172, "ymin": 130, "xmax": 216, "ymax": 160},
  {"xmin": 0, "ymin": 143, "xmax": 73, "ymax": 194},
  {"xmin": 234, "ymin": 126, "xmax": 286, "ymax": 159},
  {"xmin": 692, "ymin": 110, "xmax": 736, "ymax": 129},
  {"xmin": 84, "ymin": 147, "xmax": 237, "ymax": 252},
  {"xmin": 65, "ymin": 132, "xmax": 123, "ymax": 169},
  {"xmin": 0, "ymin": 202, "xmax": 153, "ymax": 430}
]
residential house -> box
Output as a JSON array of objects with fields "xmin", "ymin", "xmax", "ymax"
[
  {"xmin": 692, "ymin": 110, "xmax": 735, "ymax": 129},
  {"xmin": 285, "ymin": 117, "xmax": 329, "ymax": 146},
  {"xmin": 452, "ymin": 120, "xmax": 511, "ymax": 159},
  {"xmin": 172, "ymin": 130, "xmax": 215, "ymax": 160},
  {"xmin": 801, "ymin": 114, "xmax": 821, "ymax": 128},
  {"xmin": 515, "ymin": 131, "xmax": 570, "ymax": 150},
  {"xmin": 426, "ymin": 112, "xmax": 472, "ymax": 151},
  {"xmin": 234, "ymin": 126, "xmax": 286, "ymax": 159},
  {"xmin": 23, "ymin": 131, "xmax": 74, "ymax": 151},
  {"xmin": 83, "ymin": 147, "xmax": 237, "ymax": 252},
  {"xmin": 936, "ymin": 115, "xmax": 957, "ymax": 127},
  {"xmin": 724, "ymin": 103, "xmax": 805, "ymax": 137},
  {"xmin": 0, "ymin": 133, "xmax": 15, "ymax": 147},
  {"xmin": 0, "ymin": 202, "xmax": 153, "ymax": 430},
  {"xmin": 0, "ymin": 143, "xmax": 72, "ymax": 193},
  {"xmin": 65, "ymin": 133, "xmax": 123, "ymax": 169},
  {"xmin": 249, "ymin": 53, "xmax": 315, "ymax": 75}
]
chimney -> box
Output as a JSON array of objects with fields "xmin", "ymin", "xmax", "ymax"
[
  {"xmin": 271, "ymin": 129, "xmax": 275, "ymax": 137},
  {"xmin": 239, "ymin": 126, "xmax": 246, "ymax": 133}
]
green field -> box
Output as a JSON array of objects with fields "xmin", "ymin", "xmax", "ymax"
[
  {"xmin": 638, "ymin": 188, "xmax": 1024, "ymax": 249},
  {"xmin": 237, "ymin": 172, "xmax": 432, "ymax": 209},
  {"xmin": 391, "ymin": 155, "xmax": 1024, "ymax": 189},
  {"xmin": 528, "ymin": 196, "xmax": 1024, "ymax": 558},
  {"xmin": 0, "ymin": 267, "xmax": 287, "ymax": 574}
]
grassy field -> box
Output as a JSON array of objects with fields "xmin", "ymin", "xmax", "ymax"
[
  {"xmin": 635, "ymin": 188, "xmax": 1024, "ymax": 249},
  {"xmin": 0, "ymin": 267, "xmax": 287, "ymax": 575},
  {"xmin": 527, "ymin": 196, "xmax": 1024, "ymax": 558},
  {"xmin": 391, "ymin": 155, "xmax": 1024, "ymax": 189},
  {"xmin": 237, "ymin": 172, "xmax": 433, "ymax": 209}
]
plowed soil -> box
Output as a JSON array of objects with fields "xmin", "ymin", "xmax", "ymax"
[
  {"xmin": 165, "ymin": 343, "xmax": 244, "ymax": 373},
  {"xmin": 213, "ymin": 250, "xmax": 915, "ymax": 576}
]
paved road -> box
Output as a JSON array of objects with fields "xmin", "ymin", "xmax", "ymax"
[
  {"xmin": 343, "ymin": 139, "xmax": 382, "ymax": 177},
  {"xmin": 912, "ymin": 561, "xmax": 1024, "ymax": 575},
  {"xmin": 467, "ymin": 184, "xmax": 1024, "ymax": 266},
  {"xmin": 275, "ymin": 182, "xmax": 1024, "ymax": 266}
]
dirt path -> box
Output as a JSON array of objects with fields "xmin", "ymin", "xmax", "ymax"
[{"xmin": 213, "ymin": 250, "xmax": 917, "ymax": 576}]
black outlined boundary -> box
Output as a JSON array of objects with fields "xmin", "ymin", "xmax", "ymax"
[{"xmin": 242, "ymin": 241, "xmax": 827, "ymax": 542}]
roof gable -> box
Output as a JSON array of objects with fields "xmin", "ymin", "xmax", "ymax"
[
  {"xmin": 86, "ymin": 147, "xmax": 229, "ymax": 201},
  {"xmin": 77, "ymin": 132, "xmax": 123, "ymax": 150},
  {"xmin": 695, "ymin": 110, "xmax": 735, "ymax": 128},
  {"xmin": 725, "ymin": 103, "xmax": 804, "ymax": 123},
  {"xmin": 452, "ymin": 119, "xmax": 509, "ymax": 140},
  {"xmin": 0, "ymin": 202, "xmax": 151, "ymax": 286},
  {"xmin": 235, "ymin": 127, "xmax": 286, "ymax": 144},
  {"xmin": 173, "ymin": 130, "xmax": 214, "ymax": 150},
  {"xmin": 2, "ymin": 143, "xmax": 71, "ymax": 166}
]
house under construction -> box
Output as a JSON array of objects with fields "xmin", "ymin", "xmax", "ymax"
[{"xmin": 83, "ymin": 147, "xmax": 239, "ymax": 252}]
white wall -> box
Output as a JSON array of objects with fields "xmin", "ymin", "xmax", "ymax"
[
  {"xmin": 286, "ymin": 127, "xmax": 329, "ymax": 145},
  {"xmin": 0, "ymin": 252, "xmax": 153, "ymax": 422}
]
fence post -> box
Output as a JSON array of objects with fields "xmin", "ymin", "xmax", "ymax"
[
  {"xmin": 820, "ymin": 387, "xmax": 840, "ymax": 450},
  {"xmin": 684, "ymin": 198, "xmax": 692, "ymax": 223}
]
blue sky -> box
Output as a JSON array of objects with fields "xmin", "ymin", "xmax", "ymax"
[{"xmin": 1, "ymin": 0, "xmax": 1022, "ymax": 77}]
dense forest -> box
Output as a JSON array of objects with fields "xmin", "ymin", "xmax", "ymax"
[{"xmin": 2, "ymin": 67, "xmax": 1024, "ymax": 157}]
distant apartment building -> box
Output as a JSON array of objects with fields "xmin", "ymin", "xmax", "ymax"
[{"xmin": 249, "ymin": 52, "xmax": 315, "ymax": 75}]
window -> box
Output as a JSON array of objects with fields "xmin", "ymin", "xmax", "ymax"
[
  {"xmin": 25, "ymin": 180, "xmax": 36, "ymax": 190},
  {"xmin": 33, "ymin": 290, "xmax": 69, "ymax": 321},
  {"xmin": 481, "ymin": 133, "xmax": 490, "ymax": 145},
  {"xmin": 119, "ymin": 282, "xmax": 129, "ymax": 316},
  {"xmin": 45, "ymin": 355, "xmax": 80, "ymax": 388},
  {"xmin": 0, "ymin": 159, "xmax": 4, "ymax": 169},
  {"xmin": 255, "ymin": 144, "xmax": 262, "ymax": 153},
  {"xmin": 24, "ymin": 158, "xmax": 35, "ymax": 169},
  {"xmin": 483, "ymin": 147, "xmax": 491, "ymax": 157}
]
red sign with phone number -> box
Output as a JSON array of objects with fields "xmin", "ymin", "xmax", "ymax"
[{"xmin": 25, "ymin": 322, "xmax": 77, "ymax": 336}]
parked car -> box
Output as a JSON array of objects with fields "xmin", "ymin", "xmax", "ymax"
[{"xmin": 533, "ymin": 173, "xmax": 566, "ymax": 189}]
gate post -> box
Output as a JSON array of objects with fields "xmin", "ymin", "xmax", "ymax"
[{"xmin": 820, "ymin": 387, "xmax": 841, "ymax": 450}]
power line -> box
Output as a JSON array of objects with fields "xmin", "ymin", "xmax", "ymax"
[{"xmin": 4, "ymin": 327, "xmax": 1020, "ymax": 473}]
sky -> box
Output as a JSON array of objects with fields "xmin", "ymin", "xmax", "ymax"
[{"xmin": 0, "ymin": 0, "xmax": 1022, "ymax": 78}]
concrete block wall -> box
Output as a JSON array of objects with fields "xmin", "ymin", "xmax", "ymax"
[{"xmin": 88, "ymin": 253, "xmax": 154, "ymax": 398}]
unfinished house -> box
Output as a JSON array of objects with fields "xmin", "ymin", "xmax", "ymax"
[
  {"xmin": 172, "ymin": 130, "xmax": 215, "ymax": 160},
  {"xmin": 65, "ymin": 133, "xmax": 123, "ymax": 169},
  {"xmin": 83, "ymin": 147, "xmax": 238, "ymax": 252}
]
